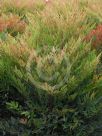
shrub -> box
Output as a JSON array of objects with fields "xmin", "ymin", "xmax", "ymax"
[{"xmin": 0, "ymin": 0, "xmax": 102, "ymax": 136}]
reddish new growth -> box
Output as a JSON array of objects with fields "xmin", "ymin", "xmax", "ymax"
[
  {"xmin": 0, "ymin": 15, "xmax": 26, "ymax": 34},
  {"xmin": 0, "ymin": 18, "xmax": 6, "ymax": 32},
  {"xmin": 7, "ymin": 16, "xmax": 26, "ymax": 34},
  {"xmin": 84, "ymin": 25, "xmax": 102, "ymax": 50}
]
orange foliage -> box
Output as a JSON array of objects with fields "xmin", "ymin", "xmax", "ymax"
[
  {"xmin": 0, "ymin": 18, "xmax": 7, "ymax": 32},
  {"xmin": 84, "ymin": 25, "xmax": 102, "ymax": 50},
  {"xmin": 7, "ymin": 15, "xmax": 26, "ymax": 33},
  {"xmin": 0, "ymin": 15, "xmax": 26, "ymax": 34}
]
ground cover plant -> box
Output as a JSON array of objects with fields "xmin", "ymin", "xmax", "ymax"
[{"xmin": 0, "ymin": 0, "xmax": 102, "ymax": 136}]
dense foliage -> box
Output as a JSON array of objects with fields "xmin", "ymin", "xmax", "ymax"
[{"xmin": 0, "ymin": 0, "xmax": 102, "ymax": 136}]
